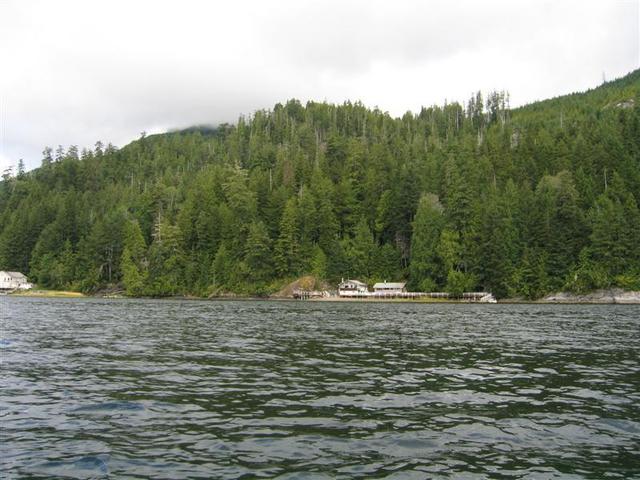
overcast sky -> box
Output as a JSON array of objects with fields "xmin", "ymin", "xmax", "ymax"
[{"xmin": 1, "ymin": 0, "xmax": 638, "ymax": 171}]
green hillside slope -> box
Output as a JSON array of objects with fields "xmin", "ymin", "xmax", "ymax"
[{"xmin": 1, "ymin": 70, "xmax": 639, "ymax": 298}]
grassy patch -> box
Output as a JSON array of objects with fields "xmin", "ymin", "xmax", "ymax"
[{"xmin": 10, "ymin": 289, "xmax": 85, "ymax": 298}]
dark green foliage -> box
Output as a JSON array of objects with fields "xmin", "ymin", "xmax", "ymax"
[
  {"xmin": 211, "ymin": 243, "xmax": 233, "ymax": 292},
  {"xmin": 274, "ymin": 198, "xmax": 301, "ymax": 276},
  {"xmin": 471, "ymin": 189, "xmax": 516, "ymax": 298},
  {"xmin": 445, "ymin": 270, "xmax": 478, "ymax": 298},
  {"xmin": 121, "ymin": 220, "xmax": 148, "ymax": 296},
  {"xmin": 345, "ymin": 217, "xmax": 377, "ymax": 280},
  {"xmin": 244, "ymin": 221, "xmax": 273, "ymax": 285},
  {"xmin": 409, "ymin": 194, "xmax": 445, "ymax": 290},
  {"xmin": 1, "ymin": 70, "xmax": 639, "ymax": 298}
]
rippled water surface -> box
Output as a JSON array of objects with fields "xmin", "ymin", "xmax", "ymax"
[{"xmin": 1, "ymin": 297, "xmax": 639, "ymax": 479}]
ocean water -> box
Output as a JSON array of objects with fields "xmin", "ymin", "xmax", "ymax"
[{"xmin": 1, "ymin": 297, "xmax": 639, "ymax": 479}]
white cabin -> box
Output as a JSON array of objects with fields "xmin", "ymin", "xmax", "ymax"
[
  {"xmin": 0, "ymin": 271, "xmax": 33, "ymax": 290},
  {"xmin": 338, "ymin": 279, "xmax": 368, "ymax": 297},
  {"xmin": 373, "ymin": 282, "xmax": 406, "ymax": 293}
]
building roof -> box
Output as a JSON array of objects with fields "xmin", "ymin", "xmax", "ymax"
[
  {"xmin": 373, "ymin": 282, "xmax": 406, "ymax": 289},
  {"xmin": 1, "ymin": 271, "xmax": 28, "ymax": 280},
  {"xmin": 339, "ymin": 279, "xmax": 367, "ymax": 287}
]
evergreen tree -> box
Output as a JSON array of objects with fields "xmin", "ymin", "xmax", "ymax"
[
  {"xmin": 374, "ymin": 243, "xmax": 401, "ymax": 282},
  {"xmin": 211, "ymin": 243, "xmax": 233, "ymax": 291},
  {"xmin": 244, "ymin": 221, "xmax": 273, "ymax": 284},
  {"xmin": 274, "ymin": 198, "xmax": 301, "ymax": 276},
  {"xmin": 121, "ymin": 220, "xmax": 148, "ymax": 296},
  {"xmin": 473, "ymin": 190, "xmax": 515, "ymax": 298},
  {"xmin": 310, "ymin": 245, "xmax": 328, "ymax": 280},
  {"xmin": 147, "ymin": 221, "xmax": 185, "ymax": 296},
  {"xmin": 409, "ymin": 194, "xmax": 445, "ymax": 290},
  {"xmin": 347, "ymin": 217, "xmax": 377, "ymax": 279}
]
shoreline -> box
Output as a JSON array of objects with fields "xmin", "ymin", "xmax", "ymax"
[
  {"xmin": 7, "ymin": 289, "xmax": 85, "ymax": 298},
  {"xmin": 6, "ymin": 289, "xmax": 640, "ymax": 304}
]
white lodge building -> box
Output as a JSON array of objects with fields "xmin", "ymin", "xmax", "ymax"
[
  {"xmin": 373, "ymin": 282, "xmax": 407, "ymax": 294},
  {"xmin": 338, "ymin": 279, "xmax": 369, "ymax": 297},
  {"xmin": 0, "ymin": 271, "xmax": 33, "ymax": 290}
]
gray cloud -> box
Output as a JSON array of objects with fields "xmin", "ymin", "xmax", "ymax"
[{"xmin": 1, "ymin": 0, "xmax": 638, "ymax": 171}]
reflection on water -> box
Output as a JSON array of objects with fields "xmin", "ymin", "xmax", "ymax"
[{"xmin": 1, "ymin": 297, "xmax": 639, "ymax": 478}]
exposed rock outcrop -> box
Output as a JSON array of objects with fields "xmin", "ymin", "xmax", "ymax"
[
  {"xmin": 272, "ymin": 276, "xmax": 332, "ymax": 298},
  {"xmin": 541, "ymin": 289, "xmax": 640, "ymax": 304}
]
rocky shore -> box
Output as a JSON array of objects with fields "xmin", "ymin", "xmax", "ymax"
[{"xmin": 540, "ymin": 289, "xmax": 640, "ymax": 304}]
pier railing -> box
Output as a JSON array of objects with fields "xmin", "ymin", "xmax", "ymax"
[
  {"xmin": 294, "ymin": 289, "xmax": 496, "ymax": 302},
  {"xmin": 292, "ymin": 290, "xmax": 332, "ymax": 299},
  {"xmin": 338, "ymin": 291, "xmax": 492, "ymax": 300}
]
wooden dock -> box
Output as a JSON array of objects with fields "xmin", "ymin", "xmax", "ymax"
[
  {"xmin": 338, "ymin": 291, "xmax": 494, "ymax": 301},
  {"xmin": 293, "ymin": 289, "xmax": 331, "ymax": 299},
  {"xmin": 294, "ymin": 289, "xmax": 496, "ymax": 302}
]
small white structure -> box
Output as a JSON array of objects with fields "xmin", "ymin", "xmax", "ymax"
[
  {"xmin": 338, "ymin": 279, "xmax": 368, "ymax": 297},
  {"xmin": 0, "ymin": 271, "xmax": 33, "ymax": 291},
  {"xmin": 373, "ymin": 282, "xmax": 407, "ymax": 294},
  {"xmin": 479, "ymin": 293, "xmax": 497, "ymax": 303}
]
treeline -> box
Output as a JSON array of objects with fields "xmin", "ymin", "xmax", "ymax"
[{"xmin": 1, "ymin": 70, "xmax": 639, "ymax": 298}]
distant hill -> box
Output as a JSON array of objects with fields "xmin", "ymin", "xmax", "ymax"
[{"xmin": 1, "ymin": 70, "xmax": 638, "ymax": 298}]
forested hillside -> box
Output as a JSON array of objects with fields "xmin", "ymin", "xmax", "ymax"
[{"xmin": 1, "ymin": 70, "xmax": 639, "ymax": 298}]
